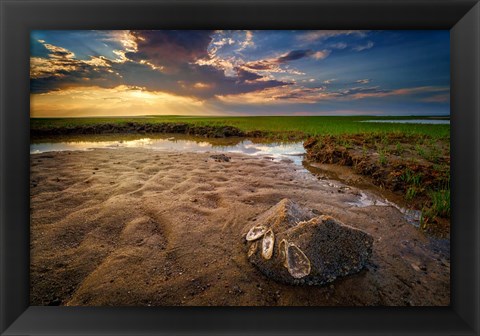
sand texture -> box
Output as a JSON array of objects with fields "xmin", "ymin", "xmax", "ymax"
[{"xmin": 30, "ymin": 148, "xmax": 450, "ymax": 306}]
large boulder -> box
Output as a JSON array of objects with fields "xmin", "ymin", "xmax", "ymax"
[{"xmin": 245, "ymin": 199, "xmax": 373, "ymax": 285}]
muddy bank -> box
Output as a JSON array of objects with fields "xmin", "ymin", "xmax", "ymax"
[
  {"xmin": 304, "ymin": 134, "xmax": 450, "ymax": 236},
  {"xmin": 31, "ymin": 122, "xmax": 263, "ymax": 139},
  {"xmin": 30, "ymin": 148, "xmax": 449, "ymax": 306}
]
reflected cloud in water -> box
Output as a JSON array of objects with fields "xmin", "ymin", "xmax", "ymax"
[{"xmin": 31, "ymin": 136, "xmax": 306, "ymax": 165}]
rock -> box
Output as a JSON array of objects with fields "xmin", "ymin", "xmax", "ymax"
[
  {"xmin": 247, "ymin": 198, "xmax": 314, "ymax": 234},
  {"xmin": 245, "ymin": 199, "xmax": 373, "ymax": 285}
]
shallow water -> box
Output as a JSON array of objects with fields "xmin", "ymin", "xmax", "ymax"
[
  {"xmin": 359, "ymin": 119, "xmax": 450, "ymax": 124},
  {"xmin": 303, "ymin": 162, "xmax": 423, "ymax": 227},
  {"xmin": 31, "ymin": 134, "xmax": 306, "ymax": 165}
]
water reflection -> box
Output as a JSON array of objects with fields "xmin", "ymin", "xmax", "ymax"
[
  {"xmin": 359, "ymin": 119, "xmax": 450, "ymax": 124},
  {"xmin": 31, "ymin": 134, "xmax": 306, "ymax": 165},
  {"xmin": 303, "ymin": 161, "xmax": 423, "ymax": 227}
]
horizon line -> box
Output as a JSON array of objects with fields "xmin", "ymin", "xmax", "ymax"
[{"xmin": 30, "ymin": 114, "xmax": 451, "ymax": 119}]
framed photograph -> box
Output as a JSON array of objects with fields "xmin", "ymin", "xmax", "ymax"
[{"xmin": 1, "ymin": 0, "xmax": 479, "ymax": 335}]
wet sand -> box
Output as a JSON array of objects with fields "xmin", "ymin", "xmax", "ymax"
[{"xmin": 30, "ymin": 148, "xmax": 450, "ymax": 306}]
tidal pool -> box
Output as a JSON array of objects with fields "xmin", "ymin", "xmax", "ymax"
[
  {"xmin": 30, "ymin": 134, "xmax": 306, "ymax": 165},
  {"xmin": 359, "ymin": 119, "xmax": 450, "ymax": 124}
]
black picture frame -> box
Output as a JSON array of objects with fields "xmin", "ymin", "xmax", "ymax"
[{"xmin": 1, "ymin": 0, "xmax": 479, "ymax": 335}]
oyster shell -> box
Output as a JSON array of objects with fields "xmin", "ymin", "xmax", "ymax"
[
  {"xmin": 279, "ymin": 239, "xmax": 288, "ymax": 267},
  {"xmin": 286, "ymin": 243, "xmax": 311, "ymax": 278},
  {"xmin": 246, "ymin": 225, "xmax": 267, "ymax": 241},
  {"xmin": 261, "ymin": 229, "xmax": 275, "ymax": 260}
]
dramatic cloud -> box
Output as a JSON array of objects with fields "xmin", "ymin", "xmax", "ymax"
[
  {"xmin": 30, "ymin": 30, "xmax": 450, "ymax": 116},
  {"xmin": 125, "ymin": 30, "xmax": 213, "ymax": 72},
  {"xmin": 30, "ymin": 41, "xmax": 121, "ymax": 93},
  {"xmin": 195, "ymin": 54, "xmax": 238, "ymax": 77},
  {"xmin": 217, "ymin": 85, "xmax": 449, "ymax": 105},
  {"xmin": 236, "ymin": 68, "xmax": 263, "ymax": 81},
  {"xmin": 242, "ymin": 49, "xmax": 330, "ymax": 76},
  {"xmin": 30, "ymin": 31, "xmax": 289, "ymax": 98},
  {"xmin": 215, "ymin": 85, "xmax": 328, "ymax": 104}
]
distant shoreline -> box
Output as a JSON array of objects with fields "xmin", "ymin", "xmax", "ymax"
[
  {"xmin": 30, "ymin": 115, "xmax": 451, "ymax": 140},
  {"xmin": 30, "ymin": 115, "xmax": 451, "ymax": 119},
  {"xmin": 31, "ymin": 122, "xmax": 251, "ymax": 139}
]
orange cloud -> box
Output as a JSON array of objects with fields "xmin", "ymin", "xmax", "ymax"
[
  {"xmin": 30, "ymin": 40, "xmax": 113, "ymax": 79},
  {"xmin": 193, "ymin": 82, "xmax": 213, "ymax": 89},
  {"xmin": 348, "ymin": 86, "xmax": 449, "ymax": 99},
  {"xmin": 30, "ymin": 85, "xmax": 209, "ymax": 117},
  {"xmin": 216, "ymin": 85, "xmax": 450, "ymax": 105},
  {"xmin": 216, "ymin": 86, "xmax": 336, "ymax": 104}
]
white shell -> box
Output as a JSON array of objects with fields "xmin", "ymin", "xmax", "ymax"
[
  {"xmin": 279, "ymin": 239, "xmax": 288, "ymax": 267},
  {"xmin": 286, "ymin": 243, "xmax": 311, "ymax": 278},
  {"xmin": 261, "ymin": 229, "xmax": 275, "ymax": 260},
  {"xmin": 247, "ymin": 241, "xmax": 258, "ymax": 257},
  {"xmin": 246, "ymin": 225, "xmax": 267, "ymax": 241}
]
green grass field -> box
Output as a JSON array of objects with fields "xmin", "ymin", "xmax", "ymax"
[{"xmin": 30, "ymin": 115, "xmax": 450, "ymax": 139}]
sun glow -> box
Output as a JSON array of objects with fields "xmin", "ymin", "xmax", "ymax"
[{"xmin": 30, "ymin": 85, "xmax": 210, "ymax": 117}]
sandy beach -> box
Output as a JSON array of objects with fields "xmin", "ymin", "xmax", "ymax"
[{"xmin": 30, "ymin": 148, "xmax": 450, "ymax": 306}]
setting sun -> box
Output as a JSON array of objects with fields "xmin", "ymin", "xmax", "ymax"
[{"xmin": 30, "ymin": 85, "xmax": 208, "ymax": 117}]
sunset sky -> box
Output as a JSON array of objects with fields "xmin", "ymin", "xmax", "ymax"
[{"xmin": 30, "ymin": 30, "xmax": 450, "ymax": 117}]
